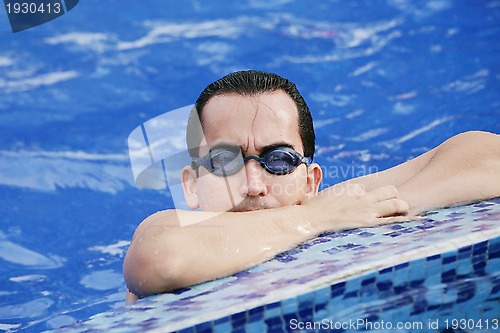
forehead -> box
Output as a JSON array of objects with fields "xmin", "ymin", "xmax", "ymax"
[{"xmin": 201, "ymin": 91, "xmax": 303, "ymax": 153}]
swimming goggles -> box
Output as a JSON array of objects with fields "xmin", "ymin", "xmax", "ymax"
[{"xmin": 192, "ymin": 145, "xmax": 311, "ymax": 177}]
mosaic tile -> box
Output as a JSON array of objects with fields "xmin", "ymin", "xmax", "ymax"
[{"xmin": 48, "ymin": 198, "xmax": 500, "ymax": 332}]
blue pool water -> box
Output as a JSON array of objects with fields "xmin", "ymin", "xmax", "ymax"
[{"xmin": 0, "ymin": 0, "xmax": 499, "ymax": 332}]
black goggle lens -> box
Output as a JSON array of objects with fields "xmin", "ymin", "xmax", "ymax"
[{"xmin": 193, "ymin": 146, "xmax": 309, "ymax": 177}]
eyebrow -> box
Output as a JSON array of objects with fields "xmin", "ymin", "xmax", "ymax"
[
  {"xmin": 259, "ymin": 142, "xmax": 295, "ymax": 154},
  {"xmin": 209, "ymin": 142, "xmax": 296, "ymax": 154}
]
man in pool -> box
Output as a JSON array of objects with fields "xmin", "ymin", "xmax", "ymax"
[{"xmin": 123, "ymin": 70, "xmax": 500, "ymax": 303}]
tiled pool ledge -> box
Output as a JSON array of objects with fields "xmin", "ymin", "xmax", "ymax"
[{"xmin": 57, "ymin": 198, "xmax": 500, "ymax": 332}]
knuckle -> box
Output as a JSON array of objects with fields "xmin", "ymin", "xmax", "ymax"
[{"xmin": 393, "ymin": 199, "xmax": 409, "ymax": 212}]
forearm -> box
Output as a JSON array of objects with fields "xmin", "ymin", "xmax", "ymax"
[
  {"xmin": 341, "ymin": 132, "xmax": 500, "ymax": 214},
  {"xmin": 123, "ymin": 205, "xmax": 324, "ymax": 298},
  {"xmin": 397, "ymin": 134, "xmax": 500, "ymax": 214}
]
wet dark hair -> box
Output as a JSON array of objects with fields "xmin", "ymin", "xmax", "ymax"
[{"xmin": 186, "ymin": 70, "xmax": 315, "ymax": 159}]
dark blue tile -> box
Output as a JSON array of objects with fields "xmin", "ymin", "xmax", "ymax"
[
  {"xmin": 324, "ymin": 247, "xmax": 342, "ymax": 255},
  {"xmin": 275, "ymin": 254, "xmax": 297, "ymax": 263},
  {"xmin": 343, "ymin": 291, "xmax": 358, "ymax": 299},
  {"xmin": 340, "ymin": 243, "xmax": 361, "ymax": 250},
  {"xmin": 361, "ymin": 276, "xmax": 376, "ymax": 286},
  {"xmin": 298, "ymin": 308, "xmax": 314, "ymax": 322},
  {"xmin": 330, "ymin": 282, "xmax": 346, "ymax": 298},
  {"xmin": 490, "ymin": 276, "xmax": 500, "ymax": 294},
  {"xmin": 298, "ymin": 299, "xmax": 313, "ymax": 311},
  {"xmin": 283, "ymin": 313, "xmax": 298, "ymax": 325},
  {"xmin": 177, "ymin": 327, "xmax": 196, "ymax": 333},
  {"xmin": 473, "ymin": 241, "xmax": 488, "ymax": 254},
  {"xmin": 267, "ymin": 325, "xmax": 286, "ymax": 333},
  {"xmin": 213, "ymin": 316, "xmax": 229, "ymax": 326},
  {"xmin": 248, "ymin": 306, "xmax": 264, "ymax": 322},
  {"xmin": 411, "ymin": 298, "xmax": 427, "ymax": 315},
  {"xmin": 377, "ymin": 280, "xmax": 393, "ymax": 292},
  {"xmin": 390, "ymin": 224, "xmax": 405, "ymax": 230},
  {"xmin": 393, "ymin": 284, "xmax": 410, "ymax": 294},
  {"xmin": 416, "ymin": 224, "xmax": 435, "ymax": 230},
  {"xmin": 395, "ymin": 262, "xmax": 409, "ymax": 270},
  {"xmin": 489, "ymin": 238, "xmax": 500, "ymax": 250},
  {"xmin": 459, "ymin": 245, "xmax": 472, "ymax": 254},
  {"xmin": 443, "ymin": 255, "xmax": 457, "ymax": 264},
  {"xmin": 231, "ymin": 311, "xmax": 247, "ymax": 327},
  {"xmin": 231, "ymin": 327, "xmax": 246, "ymax": 333},
  {"xmin": 265, "ymin": 317, "xmax": 284, "ymax": 330},
  {"xmin": 456, "ymin": 281, "xmax": 476, "ymax": 303},
  {"xmin": 194, "ymin": 321, "xmax": 212, "ymax": 333},
  {"xmin": 315, "ymin": 302, "xmax": 327, "ymax": 312},
  {"xmin": 266, "ymin": 301, "xmax": 281, "ymax": 310},
  {"xmin": 380, "ymin": 267, "xmax": 393, "ymax": 274},
  {"xmin": 473, "ymin": 259, "xmax": 487, "ymax": 273},
  {"xmin": 427, "ymin": 254, "xmax": 441, "ymax": 261},
  {"xmin": 489, "ymin": 247, "xmax": 500, "ymax": 260},
  {"xmin": 441, "ymin": 269, "xmax": 457, "ymax": 283},
  {"xmin": 409, "ymin": 279, "xmax": 425, "ymax": 288}
]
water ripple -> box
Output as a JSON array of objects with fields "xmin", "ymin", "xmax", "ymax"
[
  {"xmin": 0, "ymin": 232, "xmax": 64, "ymax": 269},
  {"xmin": 0, "ymin": 150, "xmax": 132, "ymax": 193}
]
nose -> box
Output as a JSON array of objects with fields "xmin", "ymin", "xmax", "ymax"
[{"xmin": 240, "ymin": 159, "xmax": 268, "ymax": 197}]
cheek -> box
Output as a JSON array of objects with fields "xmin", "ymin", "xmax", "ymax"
[
  {"xmin": 196, "ymin": 176, "xmax": 244, "ymax": 211},
  {"xmin": 268, "ymin": 172, "xmax": 309, "ymax": 203}
]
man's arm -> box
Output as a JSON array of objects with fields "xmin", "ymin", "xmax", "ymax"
[
  {"xmin": 341, "ymin": 131, "xmax": 500, "ymax": 214},
  {"xmin": 124, "ymin": 131, "xmax": 499, "ymax": 302},
  {"xmin": 123, "ymin": 184, "xmax": 409, "ymax": 301}
]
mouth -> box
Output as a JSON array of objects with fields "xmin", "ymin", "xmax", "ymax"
[{"xmin": 228, "ymin": 200, "xmax": 273, "ymax": 212}]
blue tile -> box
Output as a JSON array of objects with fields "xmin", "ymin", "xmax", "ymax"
[
  {"xmin": 379, "ymin": 266, "xmax": 393, "ymax": 275},
  {"xmin": 361, "ymin": 276, "xmax": 376, "ymax": 287},
  {"xmin": 330, "ymin": 282, "xmax": 346, "ymax": 298},
  {"xmin": 264, "ymin": 302, "xmax": 281, "ymax": 319},
  {"xmin": 395, "ymin": 262, "xmax": 409, "ymax": 270},
  {"xmin": 409, "ymin": 279, "xmax": 425, "ymax": 288},
  {"xmin": 377, "ymin": 280, "xmax": 393, "ymax": 292},
  {"xmin": 177, "ymin": 326, "xmax": 196, "ymax": 333},
  {"xmin": 473, "ymin": 241, "xmax": 488, "ymax": 255},
  {"xmin": 230, "ymin": 311, "xmax": 247, "ymax": 327},
  {"xmin": 62, "ymin": 200, "xmax": 500, "ymax": 333},
  {"xmin": 281, "ymin": 297, "xmax": 298, "ymax": 315},
  {"xmin": 441, "ymin": 269, "xmax": 457, "ymax": 283},
  {"xmin": 443, "ymin": 254, "xmax": 457, "ymax": 264},
  {"xmin": 298, "ymin": 308, "xmax": 314, "ymax": 322},
  {"xmin": 194, "ymin": 321, "xmax": 212, "ymax": 333},
  {"xmin": 427, "ymin": 254, "xmax": 441, "ymax": 261},
  {"xmin": 264, "ymin": 317, "xmax": 284, "ymax": 331},
  {"xmin": 248, "ymin": 306, "xmax": 264, "ymax": 322},
  {"xmin": 246, "ymin": 320, "xmax": 267, "ymax": 333}
]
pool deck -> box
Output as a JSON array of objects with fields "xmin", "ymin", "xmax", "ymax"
[{"xmin": 54, "ymin": 198, "xmax": 500, "ymax": 332}]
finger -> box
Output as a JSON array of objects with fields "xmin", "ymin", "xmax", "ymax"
[
  {"xmin": 367, "ymin": 185, "xmax": 398, "ymax": 202},
  {"xmin": 378, "ymin": 215, "xmax": 422, "ymax": 224},
  {"xmin": 374, "ymin": 198, "xmax": 410, "ymax": 217}
]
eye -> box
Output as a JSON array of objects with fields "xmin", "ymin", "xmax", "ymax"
[
  {"xmin": 265, "ymin": 150, "xmax": 297, "ymax": 171},
  {"xmin": 210, "ymin": 149, "xmax": 238, "ymax": 167}
]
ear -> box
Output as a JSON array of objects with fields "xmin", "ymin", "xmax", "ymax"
[
  {"xmin": 181, "ymin": 166, "xmax": 200, "ymax": 210},
  {"xmin": 306, "ymin": 163, "xmax": 322, "ymax": 198}
]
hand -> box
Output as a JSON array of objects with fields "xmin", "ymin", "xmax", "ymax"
[{"xmin": 303, "ymin": 184, "xmax": 414, "ymax": 231}]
